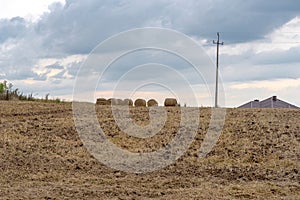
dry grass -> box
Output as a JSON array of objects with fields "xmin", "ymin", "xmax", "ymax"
[{"xmin": 0, "ymin": 101, "xmax": 299, "ymax": 199}]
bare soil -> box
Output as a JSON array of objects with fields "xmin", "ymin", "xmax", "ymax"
[{"xmin": 0, "ymin": 101, "xmax": 299, "ymax": 199}]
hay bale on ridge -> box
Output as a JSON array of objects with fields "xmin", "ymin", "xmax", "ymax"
[
  {"xmin": 134, "ymin": 99, "xmax": 146, "ymax": 107},
  {"xmin": 107, "ymin": 98, "xmax": 114, "ymax": 105},
  {"xmin": 123, "ymin": 98, "xmax": 133, "ymax": 106},
  {"xmin": 96, "ymin": 98, "xmax": 108, "ymax": 105},
  {"xmin": 147, "ymin": 99, "xmax": 158, "ymax": 107},
  {"xmin": 111, "ymin": 98, "xmax": 124, "ymax": 105},
  {"xmin": 116, "ymin": 99, "xmax": 124, "ymax": 105},
  {"xmin": 164, "ymin": 98, "xmax": 177, "ymax": 107}
]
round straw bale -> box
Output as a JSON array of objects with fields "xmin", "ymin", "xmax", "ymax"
[
  {"xmin": 96, "ymin": 98, "xmax": 108, "ymax": 105},
  {"xmin": 147, "ymin": 99, "xmax": 158, "ymax": 107},
  {"xmin": 164, "ymin": 98, "xmax": 177, "ymax": 107},
  {"xmin": 134, "ymin": 99, "xmax": 146, "ymax": 107},
  {"xmin": 123, "ymin": 98, "xmax": 133, "ymax": 106},
  {"xmin": 115, "ymin": 99, "xmax": 123, "ymax": 105},
  {"xmin": 108, "ymin": 98, "xmax": 118, "ymax": 105}
]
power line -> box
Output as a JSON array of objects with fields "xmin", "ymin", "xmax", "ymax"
[{"xmin": 213, "ymin": 32, "xmax": 223, "ymax": 108}]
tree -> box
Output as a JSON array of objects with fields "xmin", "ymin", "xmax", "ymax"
[
  {"xmin": 45, "ymin": 93, "xmax": 50, "ymax": 101},
  {"xmin": 8, "ymin": 82, "xmax": 13, "ymax": 91},
  {"xmin": 0, "ymin": 80, "xmax": 14, "ymax": 100},
  {"xmin": 0, "ymin": 82, "xmax": 4, "ymax": 93},
  {"xmin": 0, "ymin": 80, "xmax": 9, "ymax": 93}
]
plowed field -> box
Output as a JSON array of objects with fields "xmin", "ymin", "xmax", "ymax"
[{"xmin": 0, "ymin": 101, "xmax": 299, "ymax": 199}]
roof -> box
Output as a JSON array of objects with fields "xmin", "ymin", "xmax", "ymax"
[{"xmin": 238, "ymin": 96, "xmax": 299, "ymax": 109}]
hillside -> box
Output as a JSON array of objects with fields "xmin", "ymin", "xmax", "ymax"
[{"xmin": 0, "ymin": 101, "xmax": 299, "ymax": 199}]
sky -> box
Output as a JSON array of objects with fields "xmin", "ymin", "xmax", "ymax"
[{"xmin": 0, "ymin": 0, "xmax": 299, "ymax": 107}]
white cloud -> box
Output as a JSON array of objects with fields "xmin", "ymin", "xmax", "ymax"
[
  {"xmin": 230, "ymin": 78, "xmax": 300, "ymax": 91},
  {"xmin": 0, "ymin": 0, "xmax": 65, "ymax": 20},
  {"xmin": 255, "ymin": 16, "xmax": 300, "ymax": 53}
]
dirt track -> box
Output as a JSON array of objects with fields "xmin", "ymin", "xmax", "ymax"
[{"xmin": 0, "ymin": 101, "xmax": 299, "ymax": 199}]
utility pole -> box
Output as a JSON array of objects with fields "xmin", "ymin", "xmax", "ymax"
[{"xmin": 213, "ymin": 32, "xmax": 223, "ymax": 108}]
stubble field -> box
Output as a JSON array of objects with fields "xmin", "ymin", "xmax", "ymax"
[{"xmin": 0, "ymin": 101, "xmax": 299, "ymax": 199}]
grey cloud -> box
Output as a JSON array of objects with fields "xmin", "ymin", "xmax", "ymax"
[
  {"xmin": 65, "ymin": 61, "xmax": 82, "ymax": 77},
  {"xmin": 129, "ymin": 1, "xmax": 300, "ymax": 42},
  {"xmin": 36, "ymin": 0, "xmax": 169, "ymax": 55},
  {"xmin": 32, "ymin": 73, "xmax": 48, "ymax": 81},
  {"xmin": 33, "ymin": 0, "xmax": 300, "ymax": 55},
  {"xmin": 252, "ymin": 46, "xmax": 300, "ymax": 65},
  {"xmin": 2, "ymin": 0, "xmax": 299, "ymax": 59},
  {"xmin": 0, "ymin": 40, "xmax": 43, "ymax": 81},
  {"xmin": 51, "ymin": 70, "xmax": 66, "ymax": 79},
  {"xmin": 0, "ymin": 17, "xmax": 27, "ymax": 43},
  {"xmin": 45, "ymin": 63, "xmax": 64, "ymax": 69},
  {"xmin": 99, "ymin": 50, "xmax": 192, "ymax": 81},
  {"xmin": 219, "ymin": 44, "xmax": 300, "ymax": 82},
  {"xmin": 5, "ymin": 67, "xmax": 36, "ymax": 80},
  {"xmin": 221, "ymin": 64, "xmax": 300, "ymax": 83}
]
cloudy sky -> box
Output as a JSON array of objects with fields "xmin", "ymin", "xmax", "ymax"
[{"xmin": 0, "ymin": 0, "xmax": 300, "ymax": 107}]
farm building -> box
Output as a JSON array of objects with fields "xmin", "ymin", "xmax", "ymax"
[{"xmin": 238, "ymin": 96, "xmax": 299, "ymax": 109}]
